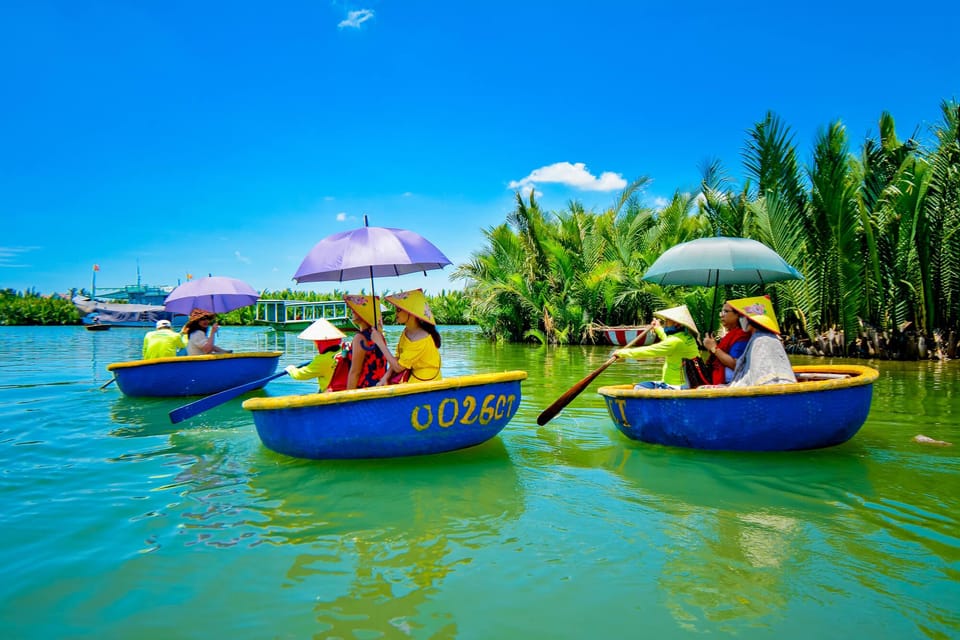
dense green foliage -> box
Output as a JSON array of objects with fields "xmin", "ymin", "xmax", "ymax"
[
  {"xmin": 454, "ymin": 103, "xmax": 960, "ymax": 348},
  {"xmin": 0, "ymin": 289, "xmax": 79, "ymax": 325}
]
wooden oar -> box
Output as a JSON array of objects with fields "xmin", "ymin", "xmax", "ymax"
[
  {"xmin": 536, "ymin": 328, "xmax": 652, "ymax": 426},
  {"xmin": 168, "ymin": 360, "xmax": 310, "ymax": 424},
  {"xmin": 98, "ymin": 378, "xmax": 117, "ymax": 390}
]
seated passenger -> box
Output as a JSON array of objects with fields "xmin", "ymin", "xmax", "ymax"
[
  {"xmin": 183, "ymin": 309, "xmax": 232, "ymax": 355},
  {"xmin": 142, "ymin": 319, "xmax": 188, "ymax": 359},
  {"xmin": 339, "ymin": 294, "xmax": 389, "ymax": 390},
  {"xmin": 379, "ymin": 289, "xmax": 442, "ymax": 384},
  {"xmin": 285, "ymin": 318, "xmax": 346, "ymax": 392},
  {"xmin": 702, "ymin": 301, "xmax": 750, "ymax": 384},
  {"xmin": 727, "ymin": 296, "xmax": 797, "ymax": 387},
  {"xmin": 613, "ymin": 305, "xmax": 700, "ymax": 389}
]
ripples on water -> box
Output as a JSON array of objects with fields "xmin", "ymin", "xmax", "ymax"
[{"xmin": 0, "ymin": 326, "xmax": 957, "ymax": 638}]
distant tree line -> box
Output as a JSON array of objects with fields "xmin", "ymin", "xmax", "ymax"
[{"xmin": 0, "ymin": 288, "xmax": 474, "ymax": 326}]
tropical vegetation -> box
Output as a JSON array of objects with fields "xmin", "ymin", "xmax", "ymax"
[
  {"xmin": 454, "ymin": 101, "xmax": 960, "ymax": 358},
  {"xmin": 0, "ymin": 288, "xmax": 473, "ymax": 327}
]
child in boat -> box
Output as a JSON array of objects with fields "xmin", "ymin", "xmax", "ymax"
[
  {"xmin": 142, "ymin": 319, "xmax": 188, "ymax": 359},
  {"xmin": 338, "ymin": 294, "xmax": 389, "ymax": 390},
  {"xmin": 612, "ymin": 305, "xmax": 700, "ymax": 389},
  {"xmin": 285, "ymin": 318, "xmax": 346, "ymax": 391},
  {"xmin": 727, "ymin": 296, "xmax": 796, "ymax": 387},
  {"xmin": 378, "ymin": 289, "xmax": 442, "ymax": 384}
]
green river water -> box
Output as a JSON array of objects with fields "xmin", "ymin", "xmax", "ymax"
[{"xmin": 0, "ymin": 325, "xmax": 957, "ymax": 639}]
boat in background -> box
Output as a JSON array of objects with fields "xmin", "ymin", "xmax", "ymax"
[
  {"xmin": 597, "ymin": 364, "xmax": 879, "ymax": 451},
  {"xmin": 597, "ymin": 325, "xmax": 655, "ymax": 346},
  {"xmin": 243, "ymin": 371, "xmax": 528, "ymax": 459},
  {"xmin": 107, "ymin": 352, "xmax": 283, "ymax": 397},
  {"xmin": 73, "ymin": 267, "xmax": 186, "ymax": 328},
  {"xmin": 84, "ymin": 322, "xmax": 111, "ymax": 332},
  {"xmin": 254, "ymin": 299, "xmax": 355, "ymax": 333}
]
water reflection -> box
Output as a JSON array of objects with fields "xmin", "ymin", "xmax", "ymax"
[
  {"xmin": 528, "ymin": 423, "xmax": 880, "ymax": 630},
  {"xmin": 244, "ymin": 439, "xmax": 525, "ymax": 636}
]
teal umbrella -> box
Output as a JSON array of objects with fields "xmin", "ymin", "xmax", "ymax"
[
  {"xmin": 643, "ymin": 237, "xmax": 803, "ymax": 333},
  {"xmin": 642, "ymin": 237, "xmax": 802, "ymax": 287}
]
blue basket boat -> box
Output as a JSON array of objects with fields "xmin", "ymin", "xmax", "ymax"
[
  {"xmin": 107, "ymin": 352, "xmax": 283, "ymax": 397},
  {"xmin": 243, "ymin": 371, "xmax": 528, "ymax": 459},
  {"xmin": 597, "ymin": 365, "xmax": 879, "ymax": 451}
]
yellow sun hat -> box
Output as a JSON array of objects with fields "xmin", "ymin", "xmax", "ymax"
[
  {"xmin": 653, "ymin": 304, "xmax": 699, "ymax": 338},
  {"xmin": 728, "ymin": 295, "xmax": 780, "ymax": 334},
  {"xmin": 385, "ymin": 289, "xmax": 435, "ymax": 325},
  {"xmin": 344, "ymin": 294, "xmax": 382, "ymax": 329},
  {"xmin": 297, "ymin": 318, "xmax": 346, "ymax": 345}
]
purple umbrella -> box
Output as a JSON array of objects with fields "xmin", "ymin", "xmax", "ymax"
[
  {"xmin": 293, "ymin": 222, "xmax": 451, "ymax": 284},
  {"xmin": 164, "ymin": 276, "xmax": 261, "ymax": 314},
  {"xmin": 293, "ymin": 217, "xmax": 451, "ymax": 326}
]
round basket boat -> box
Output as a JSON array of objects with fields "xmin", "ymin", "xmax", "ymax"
[
  {"xmin": 243, "ymin": 371, "xmax": 528, "ymax": 460},
  {"xmin": 106, "ymin": 352, "xmax": 283, "ymax": 397},
  {"xmin": 597, "ymin": 364, "xmax": 879, "ymax": 451}
]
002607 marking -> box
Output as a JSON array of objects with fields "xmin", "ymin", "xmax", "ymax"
[{"xmin": 410, "ymin": 393, "xmax": 518, "ymax": 431}]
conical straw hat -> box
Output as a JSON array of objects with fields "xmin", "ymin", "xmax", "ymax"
[
  {"xmin": 385, "ymin": 289, "xmax": 435, "ymax": 325},
  {"xmin": 297, "ymin": 318, "xmax": 347, "ymax": 342},
  {"xmin": 653, "ymin": 304, "xmax": 699, "ymax": 337},
  {"xmin": 728, "ymin": 296, "xmax": 780, "ymax": 334},
  {"xmin": 344, "ymin": 294, "xmax": 381, "ymax": 329}
]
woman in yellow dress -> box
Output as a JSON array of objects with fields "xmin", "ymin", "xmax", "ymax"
[{"xmin": 379, "ymin": 289, "xmax": 442, "ymax": 384}]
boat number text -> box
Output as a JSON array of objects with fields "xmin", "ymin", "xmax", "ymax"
[{"xmin": 410, "ymin": 394, "xmax": 517, "ymax": 431}]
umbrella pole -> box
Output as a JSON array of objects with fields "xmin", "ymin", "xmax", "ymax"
[
  {"xmin": 369, "ymin": 266, "xmax": 380, "ymax": 329},
  {"xmin": 708, "ymin": 270, "xmax": 720, "ymax": 335}
]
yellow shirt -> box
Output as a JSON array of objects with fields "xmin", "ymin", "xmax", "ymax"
[
  {"xmin": 616, "ymin": 328, "xmax": 700, "ymax": 386},
  {"xmin": 142, "ymin": 329, "xmax": 188, "ymax": 360},
  {"xmin": 396, "ymin": 332, "xmax": 442, "ymax": 382},
  {"xmin": 286, "ymin": 351, "xmax": 338, "ymax": 391}
]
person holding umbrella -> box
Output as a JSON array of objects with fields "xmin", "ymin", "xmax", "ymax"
[
  {"xmin": 379, "ymin": 289, "xmax": 442, "ymax": 385},
  {"xmin": 612, "ymin": 305, "xmax": 701, "ymax": 388},
  {"xmin": 182, "ymin": 309, "xmax": 232, "ymax": 355},
  {"xmin": 727, "ymin": 296, "xmax": 796, "ymax": 387},
  {"xmin": 702, "ymin": 301, "xmax": 750, "ymax": 385},
  {"xmin": 340, "ymin": 294, "xmax": 389, "ymax": 390}
]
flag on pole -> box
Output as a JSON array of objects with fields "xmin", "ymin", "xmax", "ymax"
[{"xmin": 93, "ymin": 264, "xmax": 100, "ymax": 271}]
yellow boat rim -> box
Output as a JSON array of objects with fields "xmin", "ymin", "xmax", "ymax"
[
  {"xmin": 597, "ymin": 364, "xmax": 879, "ymax": 399},
  {"xmin": 107, "ymin": 351, "xmax": 283, "ymax": 370},
  {"xmin": 243, "ymin": 370, "xmax": 528, "ymax": 411}
]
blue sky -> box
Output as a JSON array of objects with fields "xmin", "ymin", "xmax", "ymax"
[{"xmin": 3, "ymin": 1, "xmax": 958, "ymax": 298}]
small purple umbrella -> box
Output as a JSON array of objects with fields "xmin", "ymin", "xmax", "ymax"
[
  {"xmin": 293, "ymin": 216, "xmax": 451, "ymax": 325},
  {"xmin": 164, "ymin": 276, "xmax": 261, "ymax": 315}
]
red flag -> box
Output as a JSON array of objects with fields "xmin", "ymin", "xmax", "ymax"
[{"xmin": 93, "ymin": 264, "xmax": 100, "ymax": 271}]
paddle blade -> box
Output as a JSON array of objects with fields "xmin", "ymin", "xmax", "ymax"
[
  {"xmin": 168, "ymin": 360, "xmax": 308, "ymax": 424},
  {"xmin": 536, "ymin": 328, "xmax": 651, "ymax": 426},
  {"xmin": 536, "ymin": 357, "xmax": 616, "ymax": 426}
]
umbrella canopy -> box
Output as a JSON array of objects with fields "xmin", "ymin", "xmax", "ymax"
[
  {"xmin": 164, "ymin": 276, "xmax": 260, "ymax": 315},
  {"xmin": 292, "ymin": 218, "xmax": 451, "ymax": 328},
  {"xmin": 293, "ymin": 225, "xmax": 451, "ymax": 284},
  {"xmin": 642, "ymin": 237, "xmax": 803, "ymax": 287}
]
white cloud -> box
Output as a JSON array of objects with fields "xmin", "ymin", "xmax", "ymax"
[
  {"xmin": 508, "ymin": 162, "xmax": 627, "ymax": 192},
  {"xmin": 235, "ymin": 250, "xmax": 252, "ymax": 264},
  {"xmin": 336, "ymin": 212, "xmax": 347, "ymax": 221},
  {"xmin": 338, "ymin": 9, "xmax": 374, "ymax": 29}
]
